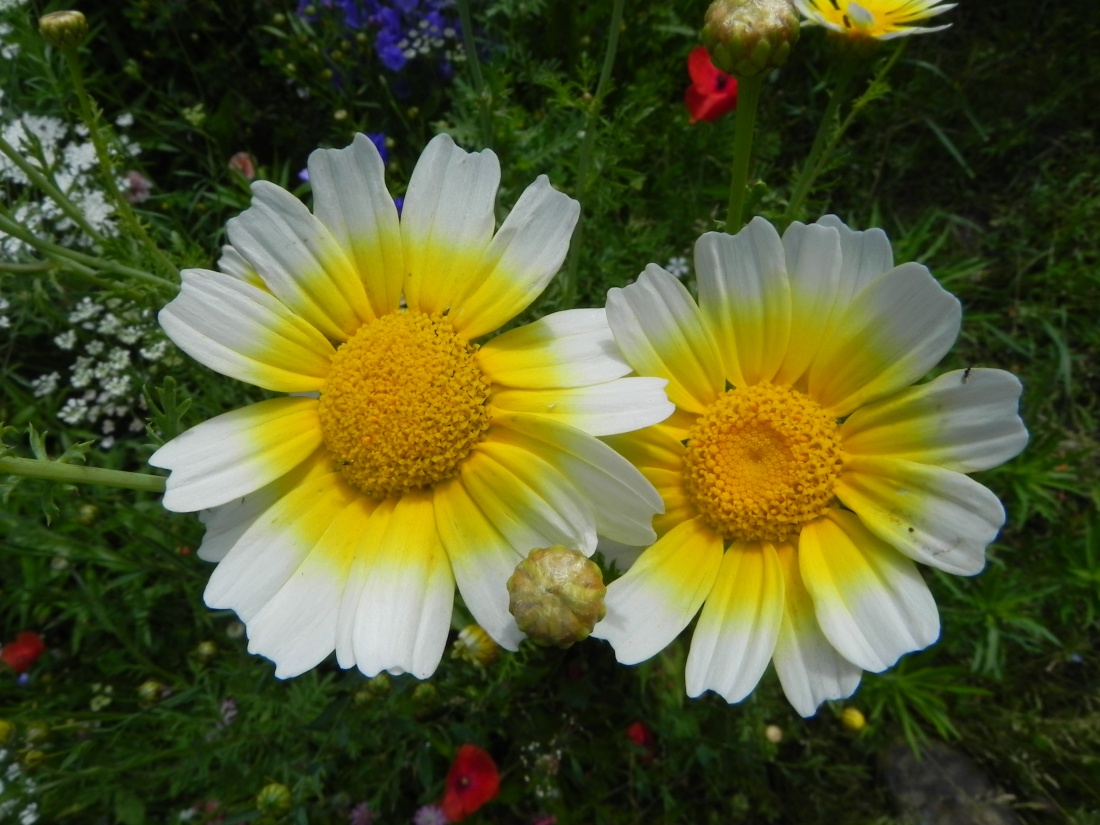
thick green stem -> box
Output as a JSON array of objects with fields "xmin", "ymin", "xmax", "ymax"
[
  {"xmin": 0, "ymin": 457, "xmax": 167, "ymax": 493},
  {"xmin": 560, "ymin": 0, "xmax": 625, "ymax": 308},
  {"xmin": 456, "ymin": 0, "xmax": 493, "ymax": 149},
  {"xmin": 724, "ymin": 73, "xmax": 765, "ymax": 233},
  {"xmin": 0, "ymin": 208, "xmax": 175, "ymax": 290},
  {"xmin": 60, "ymin": 44, "xmax": 178, "ymax": 280},
  {"xmin": 0, "ymin": 133, "xmax": 108, "ymax": 244}
]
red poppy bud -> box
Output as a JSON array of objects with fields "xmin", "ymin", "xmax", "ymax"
[{"xmin": 441, "ymin": 744, "xmax": 501, "ymax": 822}]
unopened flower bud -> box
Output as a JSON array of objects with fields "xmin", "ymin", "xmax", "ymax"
[
  {"xmin": 452, "ymin": 624, "xmax": 501, "ymax": 666},
  {"xmin": 256, "ymin": 782, "xmax": 292, "ymax": 816},
  {"xmin": 39, "ymin": 10, "xmax": 89, "ymax": 49},
  {"xmin": 702, "ymin": 0, "xmax": 800, "ymax": 78},
  {"xmin": 192, "ymin": 640, "xmax": 218, "ymax": 664},
  {"xmin": 23, "ymin": 748, "xmax": 47, "ymax": 769},
  {"xmin": 25, "ymin": 720, "xmax": 49, "ymax": 744},
  {"xmin": 840, "ymin": 706, "xmax": 866, "ymax": 732},
  {"xmin": 137, "ymin": 679, "xmax": 167, "ymax": 706},
  {"xmin": 507, "ymin": 546, "xmax": 606, "ymax": 648},
  {"xmin": 0, "ymin": 718, "xmax": 14, "ymax": 744},
  {"xmin": 764, "ymin": 724, "xmax": 784, "ymax": 743}
]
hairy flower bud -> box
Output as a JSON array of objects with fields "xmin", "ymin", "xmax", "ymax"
[
  {"xmin": 507, "ymin": 546, "xmax": 606, "ymax": 648},
  {"xmin": 39, "ymin": 11, "xmax": 89, "ymax": 49},
  {"xmin": 702, "ymin": 0, "xmax": 800, "ymax": 78}
]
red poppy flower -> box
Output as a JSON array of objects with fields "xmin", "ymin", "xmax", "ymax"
[
  {"xmin": 441, "ymin": 744, "xmax": 500, "ymax": 822},
  {"xmin": 625, "ymin": 721, "xmax": 656, "ymax": 762},
  {"xmin": 1, "ymin": 631, "xmax": 46, "ymax": 673},
  {"xmin": 684, "ymin": 47, "xmax": 738, "ymax": 124}
]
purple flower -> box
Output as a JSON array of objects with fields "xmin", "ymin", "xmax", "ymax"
[
  {"xmin": 412, "ymin": 805, "xmax": 448, "ymax": 825},
  {"xmin": 349, "ymin": 801, "xmax": 374, "ymax": 825},
  {"xmin": 366, "ymin": 132, "xmax": 389, "ymax": 165}
]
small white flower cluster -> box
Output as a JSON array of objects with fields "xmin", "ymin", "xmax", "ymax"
[
  {"xmin": 0, "ymin": 106, "xmax": 139, "ymax": 257},
  {"xmin": 666, "ymin": 256, "xmax": 691, "ymax": 279},
  {"xmin": 35, "ymin": 296, "xmax": 183, "ymax": 449},
  {"xmin": 398, "ymin": 18, "xmax": 463, "ymax": 66},
  {"xmin": 0, "ymin": 749, "xmax": 40, "ymax": 825}
]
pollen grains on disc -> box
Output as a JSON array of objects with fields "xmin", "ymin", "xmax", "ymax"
[
  {"xmin": 681, "ymin": 382, "xmax": 842, "ymax": 543},
  {"xmin": 318, "ymin": 310, "xmax": 491, "ymax": 498}
]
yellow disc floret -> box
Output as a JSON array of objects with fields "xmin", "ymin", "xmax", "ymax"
[
  {"xmin": 318, "ymin": 310, "xmax": 491, "ymax": 498},
  {"xmin": 682, "ymin": 383, "xmax": 842, "ymax": 543}
]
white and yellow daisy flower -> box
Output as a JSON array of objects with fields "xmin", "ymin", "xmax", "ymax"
[
  {"xmin": 592, "ymin": 216, "xmax": 1027, "ymax": 717},
  {"xmin": 150, "ymin": 133, "xmax": 673, "ymax": 680},
  {"xmin": 794, "ymin": 0, "xmax": 955, "ymax": 40}
]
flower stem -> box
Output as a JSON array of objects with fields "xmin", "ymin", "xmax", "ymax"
[
  {"xmin": 0, "ymin": 457, "xmax": 167, "ymax": 493},
  {"xmin": 456, "ymin": 0, "xmax": 493, "ymax": 149},
  {"xmin": 560, "ymin": 0, "xmax": 626, "ymax": 308},
  {"xmin": 725, "ymin": 73, "xmax": 765, "ymax": 233},
  {"xmin": 59, "ymin": 43, "xmax": 178, "ymax": 280},
  {"xmin": 0, "ymin": 207, "xmax": 175, "ymax": 290}
]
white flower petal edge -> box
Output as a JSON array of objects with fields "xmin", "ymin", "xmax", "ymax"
[
  {"xmin": 477, "ymin": 308, "xmax": 633, "ymax": 389},
  {"xmin": 685, "ymin": 542, "xmax": 785, "ymax": 703},
  {"xmin": 159, "ymin": 269, "xmax": 335, "ymax": 393},
  {"xmin": 490, "ymin": 377, "xmax": 674, "ymax": 437},
  {"xmin": 452, "ymin": 175, "xmax": 581, "ymax": 340},
  {"xmin": 401, "ymin": 134, "xmax": 500, "ymax": 317},
  {"xmin": 227, "ymin": 180, "xmax": 373, "ymax": 341},
  {"xmin": 836, "ymin": 455, "xmax": 1006, "ymax": 576},
  {"xmin": 434, "ymin": 476, "xmax": 526, "ymax": 650},
  {"xmin": 840, "ymin": 368, "xmax": 1029, "ymax": 472},
  {"xmin": 593, "ymin": 517, "xmax": 724, "ymax": 664},
  {"xmin": 695, "ymin": 218, "xmax": 792, "ymax": 388},
  {"xmin": 772, "ymin": 544, "xmax": 862, "ymax": 717},
  {"xmin": 308, "ymin": 133, "xmax": 404, "ymax": 318},
  {"xmin": 800, "ymin": 511, "xmax": 940, "ymax": 673},
  {"xmin": 151, "ymin": 397, "xmax": 324, "ymax": 512},
  {"xmin": 606, "ymin": 265, "xmax": 725, "ymax": 414}
]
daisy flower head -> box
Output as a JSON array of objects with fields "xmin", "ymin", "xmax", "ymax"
[
  {"xmin": 150, "ymin": 133, "xmax": 673, "ymax": 680},
  {"xmin": 592, "ymin": 216, "xmax": 1027, "ymax": 717},
  {"xmin": 794, "ymin": 0, "xmax": 955, "ymax": 41}
]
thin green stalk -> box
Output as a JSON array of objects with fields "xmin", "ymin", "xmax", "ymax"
[
  {"xmin": 456, "ymin": 0, "xmax": 493, "ymax": 149},
  {"xmin": 560, "ymin": 0, "xmax": 626, "ymax": 308},
  {"xmin": 0, "ymin": 208, "xmax": 175, "ymax": 290},
  {"xmin": 725, "ymin": 73, "xmax": 765, "ymax": 233},
  {"xmin": 0, "ymin": 457, "xmax": 167, "ymax": 493},
  {"xmin": 0, "ymin": 132, "xmax": 108, "ymax": 244},
  {"xmin": 60, "ymin": 43, "xmax": 178, "ymax": 280}
]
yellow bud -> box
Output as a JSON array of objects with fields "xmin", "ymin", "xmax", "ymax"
[
  {"xmin": 193, "ymin": 640, "xmax": 218, "ymax": 663},
  {"xmin": 452, "ymin": 624, "xmax": 501, "ymax": 666},
  {"xmin": 256, "ymin": 782, "xmax": 292, "ymax": 816},
  {"xmin": 0, "ymin": 718, "xmax": 14, "ymax": 745},
  {"xmin": 764, "ymin": 724, "xmax": 784, "ymax": 744},
  {"xmin": 23, "ymin": 748, "xmax": 47, "ymax": 769},
  {"xmin": 507, "ymin": 546, "xmax": 606, "ymax": 648},
  {"xmin": 840, "ymin": 706, "xmax": 866, "ymax": 732},
  {"xmin": 24, "ymin": 720, "xmax": 49, "ymax": 744},
  {"xmin": 702, "ymin": 0, "xmax": 800, "ymax": 78},
  {"xmin": 39, "ymin": 10, "xmax": 89, "ymax": 49},
  {"xmin": 137, "ymin": 679, "xmax": 166, "ymax": 706}
]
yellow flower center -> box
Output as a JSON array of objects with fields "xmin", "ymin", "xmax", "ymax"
[
  {"xmin": 681, "ymin": 383, "xmax": 842, "ymax": 543},
  {"xmin": 318, "ymin": 310, "xmax": 491, "ymax": 498}
]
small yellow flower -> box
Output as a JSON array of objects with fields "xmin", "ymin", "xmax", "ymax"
[{"xmin": 794, "ymin": 0, "xmax": 954, "ymax": 40}]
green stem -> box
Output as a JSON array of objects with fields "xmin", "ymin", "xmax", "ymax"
[
  {"xmin": 0, "ymin": 133, "xmax": 109, "ymax": 244},
  {"xmin": 560, "ymin": 0, "xmax": 625, "ymax": 308},
  {"xmin": 724, "ymin": 73, "xmax": 765, "ymax": 233},
  {"xmin": 60, "ymin": 44, "xmax": 178, "ymax": 280},
  {"xmin": 0, "ymin": 457, "xmax": 167, "ymax": 493},
  {"xmin": 0, "ymin": 208, "xmax": 175, "ymax": 290},
  {"xmin": 456, "ymin": 0, "xmax": 493, "ymax": 149}
]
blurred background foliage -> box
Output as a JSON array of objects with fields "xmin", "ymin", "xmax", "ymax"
[{"xmin": 2, "ymin": 0, "xmax": 1098, "ymax": 822}]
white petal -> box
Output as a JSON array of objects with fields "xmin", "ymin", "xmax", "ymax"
[
  {"xmin": 775, "ymin": 222, "xmax": 842, "ymax": 385},
  {"xmin": 685, "ymin": 542, "xmax": 785, "ymax": 704},
  {"xmin": 840, "ymin": 368, "xmax": 1028, "ymax": 472},
  {"xmin": 799, "ymin": 511, "xmax": 941, "ymax": 673},
  {"xmin": 606, "ymin": 265, "xmax": 725, "ymax": 413},
  {"xmin": 836, "ymin": 455, "xmax": 1005, "ymax": 575},
  {"xmin": 815, "ymin": 215, "xmax": 893, "ymax": 308},
  {"xmin": 477, "ymin": 308, "xmax": 632, "ymax": 389},
  {"xmin": 159, "ymin": 269, "xmax": 335, "ymax": 392},
  {"xmin": 151, "ymin": 397, "xmax": 324, "ymax": 512},
  {"xmin": 593, "ymin": 517, "xmax": 723, "ymax": 664},
  {"xmin": 694, "ymin": 218, "xmax": 792, "ymax": 387}
]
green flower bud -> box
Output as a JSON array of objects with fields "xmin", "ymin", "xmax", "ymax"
[
  {"xmin": 23, "ymin": 748, "xmax": 47, "ymax": 769},
  {"xmin": 192, "ymin": 640, "xmax": 218, "ymax": 664},
  {"xmin": 38, "ymin": 10, "xmax": 89, "ymax": 49},
  {"xmin": 507, "ymin": 546, "xmax": 606, "ymax": 648},
  {"xmin": 256, "ymin": 782, "xmax": 292, "ymax": 816},
  {"xmin": 702, "ymin": 0, "xmax": 800, "ymax": 78},
  {"xmin": 25, "ymin": 720, "xmax": 49, "ymax": 744},
  {"xmin": 137, "ymin": 679, "xmax": 166, "ymax": 706}
]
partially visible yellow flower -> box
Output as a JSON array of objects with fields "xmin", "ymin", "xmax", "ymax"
[
  {"xmin": 453, "ymin": 624, "xmax": 501, "ymax": 666},
  {"xmin": 793, "ymin": 0, "xmax": 954, "ymax": 40}
]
